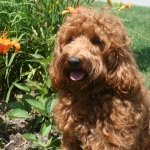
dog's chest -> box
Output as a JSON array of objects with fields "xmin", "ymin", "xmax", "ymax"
[{"xmin": 72, "ymin": 96, "xmax": 106, "ymax": 136}]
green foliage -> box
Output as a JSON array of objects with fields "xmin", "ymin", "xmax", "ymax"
[
  {"xmin": 8, "ymin": 108, "xmax": 30, "ymax": 118},
  {"xmin": 21, "ymin": 133, "xmax": 37, "ymax": 141},
  {"xmin": 8, "ymin": 77, "xmax": 59, "ymax": 148},
  {"xmin": 21, "ymin": 132, "xmax": 61, "ymax": 148},
  {"xmin": 0, "ymin": 0, "xmax": 93, "ymax": 100}
]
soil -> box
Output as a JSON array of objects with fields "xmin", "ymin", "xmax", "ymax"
[{"xmin": 0, "ymin": 102, "xmax": 60, "ymax": 150}]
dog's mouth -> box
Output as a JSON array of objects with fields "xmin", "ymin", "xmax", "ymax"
[
  {"xmin": 65, "ymin": 56, "xmax": 88, "ymax": 81},
  {"xmin": 69, "ymin": 70, "xmax": 85, "ymax": 81}
]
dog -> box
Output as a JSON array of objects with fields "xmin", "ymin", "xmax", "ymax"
[{"xmin": 50, "ymin": 7, "xmax": 150, "ymax": 150}]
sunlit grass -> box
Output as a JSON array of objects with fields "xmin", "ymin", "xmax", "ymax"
[
  {"xmin": 118, "ymin": 5, "xmax": 150, "ymax": 88},
  {"xmin": 92, "ymin": 1, "xmax": 150, "ymax": 88}
]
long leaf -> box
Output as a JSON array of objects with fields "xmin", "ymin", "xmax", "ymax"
[
  {"xmin": 30, "ymin": 54, "xmax": 44, "ymax": 59},
  {"xmin": 45, "ymin": 94, "xmax": 57, "ymax": 114},
  {"xmin": 13, "ymin": 83, "xmax": 31, "ymax": 93},
  {"xmin": 40, "ymin": 122, "xmax": 52, "ymax": 137},
  {"xmin": 0, "ymin": 66, "xmax": 10, "ymax": 74},
  {"xmin": 21, "ymin": 133, "xmax": 37, "ymax": 141},
  {"xmin": 8, "ymin": 109, "xmax": 29, "ymax": 119},
  {"xmin": 6, "ymin": 79, "xmax": 18, "ymax": 103},
  {"xmin": 7, "ymin": 102, "xmax": 26, "ymax": 110},
  {"xmin": 25, "ymin": 99, "xmax": 45, "ymax": 111},
  {"xmin": 33, "ymin": 141, "xmax": 46, "ymax": 148}
]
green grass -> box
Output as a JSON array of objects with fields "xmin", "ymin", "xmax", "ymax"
[
  {"xmin": 92, "ymin": 1, "xmax": 150, "ymax": 88},
  {"xmin": 117, "ymin": 5, "xmax": 150, "ymax": 88}
]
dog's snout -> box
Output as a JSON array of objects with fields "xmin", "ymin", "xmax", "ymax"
[{"xmin": 68, "ymin": 57, "xmax": 82, "ymax": 67}]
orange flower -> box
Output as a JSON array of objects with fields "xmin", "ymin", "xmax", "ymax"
[
  {"xmin": 118, "ymin": 2, "xmax": 132, "ymax": 11},
  {"xmin": 0, "ymin": 32, "xmax": 20, "ymax": 55},
  {"xmin": 62, "ymin": 3, "xmax": 81, "ymax": 15},
  {"xmin": 62, "ymin": 7, "xmax": 76, "ymax": 15}
]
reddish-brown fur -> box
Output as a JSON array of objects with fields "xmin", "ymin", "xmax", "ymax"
[{"xmin": 50, "ymin": 7, "xmax": 150, "ymax": 150}]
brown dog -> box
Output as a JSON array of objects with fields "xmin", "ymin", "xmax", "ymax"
[{"xmin": 50, "ymin": 7, "xmax": 150, "ymax": 150}]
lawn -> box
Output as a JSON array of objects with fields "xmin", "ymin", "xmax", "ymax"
[{"xmin": 92, "ymin": 1, "xmax": 150, "ymax": 88}]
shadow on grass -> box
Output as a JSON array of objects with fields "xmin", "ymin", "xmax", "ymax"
[{"xmin": 134, "ymin": 47, "xmax": 150, "ymax": 72}]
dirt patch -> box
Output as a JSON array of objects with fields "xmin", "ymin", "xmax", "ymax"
[{"xmin": 0, "ymin": 102, "xmax": 61, "ymax": 150}]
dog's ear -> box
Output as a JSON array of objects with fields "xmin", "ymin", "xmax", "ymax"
[
  {"xmin": 54, "ymin": 37, "xmax": 62, "ymax": 56},
  {"xmin": 50, "ymin": 62, "xmax": 65, "ymax": 91},
  {"xmin": 104, "ymin": 47, "xmax": 140, "ymax": 97},
  {"xmin": 50, "ymin": 61, "xmax": 59, "ymax": 90},
  {"xmin": 98, "ymin": 15, "xmax": 141, "ymax": 97},
  {"xmin": 50, "ymin": 53, "xmax": 62, "ymax": 91}
]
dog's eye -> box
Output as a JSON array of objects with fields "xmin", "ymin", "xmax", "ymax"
[
  {"xmin": 91, "ymin": 38, "xmax": 101, "ymax": 45},
  {"xmin": 67, "ymin": 37, "xmax": 73, "ymax": 44}
]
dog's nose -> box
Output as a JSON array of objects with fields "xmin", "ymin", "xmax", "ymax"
[{"xmin": 68, "ymin": 57, "xmax": 82, "ymax": 68}]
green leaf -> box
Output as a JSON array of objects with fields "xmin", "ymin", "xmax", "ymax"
[
  {"xmin": 21, "ymin": 133, "xmax": 36, "ymax": 141},
  {"xmin": 8, "ymin": 109, "xmax": 29, "ymax": 119},
  {"xmin": 5, "ymin": 78, "xmax": 18, "ymax": 103},
  {"xmin": 33, "ymin": 141, "xmax": 46, "ymax": 147},
  {"xmin": 0, "ymin": 66, "xmax": 10, "ymax": 74},
  {"xmin": 8, "ymin": 53, "xmax": 18, "ymax": 66},
  {"xmin": 26, "ymin": 81, "xmax": 48, "ymax": 94},
  {"xmin": 30, "ymin": 54, "xmax": 44, "ymax": 59},
  {"xmin": 45, "ymin": 138, "xmax": 53, "ymax": 147},
  {"xmin": 25, "ymin": 99, "xmax": 45, "ymax": 111},
  {"xmin": 26, "ymin": 59, "xmax": 49, "ymax": 68},
  {"xmin": 7, "ymin": 102, "xmax": 26, "ymax": 110},
  {"xmin": 26, "ymin": 81, "xmax": 40, "ymax": 88},
  {"xmin": 40, "ymin": 86, "xmax": 48, "ymax": 95},
  {"xmin": 50, "ymin": 139, "xmax": 61, "ymax": 147},
  {"xmin": 13, "ymin": 83, "xmax": 31, "ymax": 93},
  {"xmin": 45, "ymin": 77, "xmax": 51, "ymax": 88},
  {"xmin": 18, "ymin": 33, "xmax": 25, "ymax": 41},
  {"xmin": 33, "ymin": 116, "xmax": 44, "ymax": 129},
  {"xmin": 45, "ymin": 94, "xmax": 57, "ymax": 114},
  {"xmin": 5, "ymin": 53, "xmax": 17, "ymax": 78},
  {"xmin": 40, "ymin": 122, "xmax": 52, "ymax": 137}
]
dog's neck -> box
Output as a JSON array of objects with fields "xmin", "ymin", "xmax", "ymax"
[
  {"xmin": 87, "ymin": 88, "xmax": 113, "ymax": 100},
  {"xmin": 65, "ymin": 85, "xmax": 113, "ymax": 102}
]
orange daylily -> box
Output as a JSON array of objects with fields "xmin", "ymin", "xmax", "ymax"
[
  {"xmin": 0, "ymin": 32, "xmax": 20, "ymax": 55},
  {"xmin": 118, "ymin": 2, "xmax": 132, "ymax": 11},
  {"xmin": 62, "ymin": 3, "xmax": 81, "ymax": 15},
  {"xmin": 62, "ymin": 7, "xmax": 76, "ymax": 15}
]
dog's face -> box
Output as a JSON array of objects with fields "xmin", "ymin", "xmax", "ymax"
[{"xmin": 50, "ymin": 8, "xmax": 139, "ymax": 96}]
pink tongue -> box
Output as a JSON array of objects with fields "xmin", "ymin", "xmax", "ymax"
[{"xmin": 70, "ymin": 71, "xmax": 84, "ymax": 81}]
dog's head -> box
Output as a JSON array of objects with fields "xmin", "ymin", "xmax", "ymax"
[{"xmin": 50, "ymin": 7, "xmax": 140, "ymax": 97}]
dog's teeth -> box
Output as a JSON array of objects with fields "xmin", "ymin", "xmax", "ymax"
[{"xmin": 70, "ymin": 71, "xmax": 84, "ymax": 81}]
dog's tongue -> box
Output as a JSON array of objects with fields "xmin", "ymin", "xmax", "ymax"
[{"xmin": 70, "ymin": 71, "xmax": 84, "ymax": 81}]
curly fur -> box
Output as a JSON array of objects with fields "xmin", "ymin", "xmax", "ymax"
[{"xmin": 50, "ymin": 7, "xmax": 150, "ymax": 150}]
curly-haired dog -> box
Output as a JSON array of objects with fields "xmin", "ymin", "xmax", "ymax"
[{"xmin": 50, "ymin": 7, "xmax": 150, "ymax": 150}]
